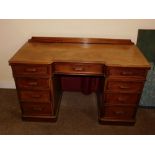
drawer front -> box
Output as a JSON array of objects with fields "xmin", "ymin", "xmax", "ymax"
[
  {"xmin": 22, "ymin": 102, "xmax": 52, "ymax": 116},
  {"xmin": 107, "ymin": 67, "xmax": 147, "ymax": 77},
  {"xmin": 103, "ymin": 106, "xmax": 136, "ymax": 119},
  {"xmin": 53, "ymin": 62, "xmax": 104, "ymax": 75},
  {"xmin": 104, "ymin": 93, "xmax": 140, "ymax": 105},
  {"xmin": 106, "ymin": 81, "xmax": 144, "ymax": 92},
  {"xmin": 16, "ymin": 78, "xmax": 50, "ymax": 89},
  {"xmin": 20, "ymin": 90, "xmax": 50, "ymax": 102},
  {"xmin": 12, "ymin": 65, "xmax": 50, "ymax": 76}
]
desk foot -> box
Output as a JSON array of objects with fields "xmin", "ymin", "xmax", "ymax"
[
  {"xmin": 98, "ymin": 118, "xmax": 136, "ymax": 126},
  {"xmin": 22, "ymin": 115, "xmax": 58, "ymax": 122}
]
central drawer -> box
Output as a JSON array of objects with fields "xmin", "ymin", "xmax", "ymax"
[
  {"xmin": 19, "ymin": 90, "xmax": 50, "ymax": 102},
  {"xmin": 53, "ymin": 62, "xmax": 104, "ymax": 75}
]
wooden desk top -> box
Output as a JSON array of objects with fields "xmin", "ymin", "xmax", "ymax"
[{"xmin": 9, "ymin": 37, "xmax": 150, "ymax": 68}]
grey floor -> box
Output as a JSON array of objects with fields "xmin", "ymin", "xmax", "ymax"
[{"xmin": 0, "ymin": 89, "xmax": 155, "ymax": 135}]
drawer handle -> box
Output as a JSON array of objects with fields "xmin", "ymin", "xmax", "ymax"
[
  {"xmin": 117, "ymin": 97, "xmax": 126, "ymax": 102},
  {"xmin": 114, "ymin": 111, "xmax": 125, "ymax": 115},
  {"xmin": 72, "ymin": 66, "xmax": 85, "ymax": 71},
  {"xmin": 25, "ymin": 68, "xmax": 37, "ymax": 72},
  {"xmin": 32, "ymin": 106, "xmax": 43, "ymax": 111},
  {"xmin": 31, "ymin": 94, "xmax": 41, "ymax": 98},
  {"xmin": 121, "ymin": 71, "xmax": 133, "ymax": 75},
  {"xmin": 28, "ymin": 82, "xmax": 38, "ymax": 86},
  {"xmin": 119, "ymin": 85, "xmax": 130, "ymax": 89}
]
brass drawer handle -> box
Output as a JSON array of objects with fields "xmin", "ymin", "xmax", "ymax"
[
  {"xmin": 117, "ymin": 97, "xmax": 125, "ymax": 102},
  {"xmin": 32, "ymin": 106, "xmax": 43, "ymax": 111},
  {"xmin": 28, "ymin": 82, "xmax": 38, "ymax": 86},
  {"xmin": 121, "ymin": 71, "xmax": 133, "ymax": 75},
  {"xmin": 31, "ymin": 94, "xmax": 41, "ymax": 98},
  {"xmin": 72, "ymin": 66, "xmax": 85, "ymax": 71},
  {"xmin": 25, "ymin": 68, "xmax": 37, "ymax": 72},
  {"xmin": 114, "ymin": 111, "xmax": 125, "ymax": 115},
  {"xmin": 119, "ymin": 85, "xmax": 130, "ymax": 89}
]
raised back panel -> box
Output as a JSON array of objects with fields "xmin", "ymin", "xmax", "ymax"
[{"xmin": 29, "ymin": 36, "xmax": 134, "ymax": 45}]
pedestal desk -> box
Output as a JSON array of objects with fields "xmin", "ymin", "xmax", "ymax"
[{"xmin": 9, "ymin": 37, "xmax": 150, "ymax": 125}]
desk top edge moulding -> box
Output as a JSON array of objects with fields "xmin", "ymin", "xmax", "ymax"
[{"xmin": 9, "ymin": 37, "xmax": 150, "ymax": 125}]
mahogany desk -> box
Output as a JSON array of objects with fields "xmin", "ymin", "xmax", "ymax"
[{"xmin": 9, "ymin": 37, "xmax": 150, "ymax": 125}]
